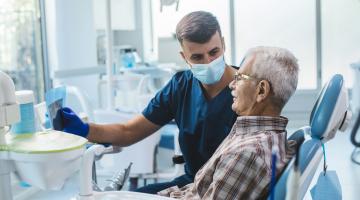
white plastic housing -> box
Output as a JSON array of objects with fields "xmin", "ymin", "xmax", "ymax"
[
  {"xmin": 9, "ymin": 147, "xmax": 85, "ymax": 190},
  {"xmin": 0, "ymin": 71, "xmax": 17, "ymax": 106},
  {"xmin": 0, "ymin": 71, "xmax": 20, "ymax": 127}
]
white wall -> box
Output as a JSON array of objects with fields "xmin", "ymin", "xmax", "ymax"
[
  {"xmin": 45, "ymin": 0, "xmax": 100, "ymax": 109},
  {"xmin": 282, "ymin": 90, "xmax": 319, "ymax": 129},
  {"xmin": 158, "ymin": 37, "xmax": 186, "ymax": 67},
  {"xmin": 46, "ymin": 0, "xmax": 98, "ymax": 70}
]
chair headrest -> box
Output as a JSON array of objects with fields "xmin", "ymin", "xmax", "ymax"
[{"xmin": 309, "ymin": 74, "xmax": 350, "ymax": 141}]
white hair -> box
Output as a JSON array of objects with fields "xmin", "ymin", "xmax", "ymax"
[{"xmin": 245, "ymin": 46, "xmax": 299, "ymax": 107}]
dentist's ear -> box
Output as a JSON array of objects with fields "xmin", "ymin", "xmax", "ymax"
[
  {"xmin": 221, "ymin": 37, "xmax": 226, "ymax": 52},
  {"xmin": 180, "ymin": 51, "xmax": 190, "ymax": 65},
  {"xmin": 256, "ymin": 80, "xmax": 271, "ymax": 102},
  {"xmin": 180, "ymin": 51, "xmax": 185, "ymax": 60}
]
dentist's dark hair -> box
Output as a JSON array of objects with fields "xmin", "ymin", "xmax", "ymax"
[{"xmin": 176, "ymin": 11, "xmax": 222, "ymax": 45}]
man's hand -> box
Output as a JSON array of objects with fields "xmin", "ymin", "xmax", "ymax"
[{"xmin": 60, "ymin": 107, "xmax": 89, "ymax": 138}]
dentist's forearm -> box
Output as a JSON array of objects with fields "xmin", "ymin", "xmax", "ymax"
[
  {"xmin": 86, "ymin": 114, "xmax": 161, "ymax": 146},
  {"xmin": 87, "ymin": 123, "xmax": 132, "ymax": 146}
]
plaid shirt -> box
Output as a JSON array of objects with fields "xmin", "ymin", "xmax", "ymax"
[{"xmin": 158, "ymin": 116, "xmax": 296, "ymax": 200}]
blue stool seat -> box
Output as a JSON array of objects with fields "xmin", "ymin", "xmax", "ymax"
[{"xmin": 159, "ymin": 124, "xmax": 178, "ymax": 150}]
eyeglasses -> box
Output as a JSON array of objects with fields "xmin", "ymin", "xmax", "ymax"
[{"xmin": 233, "ymin": 73, "xmax": 257, "ymax": 83}]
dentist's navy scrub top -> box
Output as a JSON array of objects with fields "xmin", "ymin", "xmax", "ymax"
[{"xmin": 142, "ymin": 68, "xmax": 238, "ymax": 179}]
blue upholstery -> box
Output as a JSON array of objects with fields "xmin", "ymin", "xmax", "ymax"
[
  {"xmin": 273, "ymin": 136, "xmax": 323, "ymax": 200},
  {"xmin": 271, "ymin": 74, "xmax": 346, "ymax": 200},
  {"xmin": 310, "ymin": 74, "xmax": 344, "ymax": 139},
  {"xmin": 273, "ymin": 127, "xmax": 309, "ymax": 200},
  {"xmin": 288, "ymin": 127, "xmax": 307, "ymax": 149}
]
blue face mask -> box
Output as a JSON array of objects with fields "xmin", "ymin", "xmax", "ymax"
[{"xmin": 190, "ymin": 55, "xmax": 226, "ymax": 85}]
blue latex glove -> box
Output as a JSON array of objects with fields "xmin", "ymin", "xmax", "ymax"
[
  {"xmin": 60, "ymin": 107, "xmax": 89, "ymax": 138},
  {"xmin": 53, "ymin": 110, "xmax": 64, "ymax": 131}
]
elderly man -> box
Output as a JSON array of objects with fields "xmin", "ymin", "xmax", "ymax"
[{"xmin": 159, "ymin": 46, "xmax": 298, "ymax": 200}]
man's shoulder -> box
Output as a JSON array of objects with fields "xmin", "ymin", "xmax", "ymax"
[
  {"xmin": 222, "ymin": 148, "xmax": 259, "ymax": 159},
  {"xmin": 172, "ymin": 69, "xmax": 193, "ymax": 82},
  {"xmin": 167, "ymin": 70, "xmax": 195, "ymax": 91}
]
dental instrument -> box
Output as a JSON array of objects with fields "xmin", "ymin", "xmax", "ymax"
[{"xmin": 269, "ymin": 147, "xmax": 278, "ymax": 200}]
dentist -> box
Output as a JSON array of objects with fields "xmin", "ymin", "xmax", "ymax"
[{"xmin": 60, "ymin": 11, "xmax": 238, "ymax": 194}]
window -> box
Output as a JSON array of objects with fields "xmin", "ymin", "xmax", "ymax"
[
  {"xmin": 233, "ymin": 0, "xmax": 317, "ymax": 89},
  {"xmin": 152, "ymin": 0, "xmax": 359, "ymax": 90},
  {"xmin": 0, "ymin": 0, "xmax": 44, "ymax": 102},
  {"xmin": 321, "ymin": 0, "xmax": 360, "ymax": 88}
]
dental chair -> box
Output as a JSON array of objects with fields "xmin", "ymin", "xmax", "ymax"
[{"xmin": 271, "ymin": 74, "xmax": 351, "ymax": 200}]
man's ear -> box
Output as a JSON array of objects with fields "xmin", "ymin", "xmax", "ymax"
[
  {"xmin": 256, "ymin": 80, "xmax": 271, "ymax": 103},
  {"xmin": 222, "ymin": 37, "xmax": 226, "ymax": 52},
  {"xmin": 180, "ymin": 51, "xmax": 189, "ymax": 65}
]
